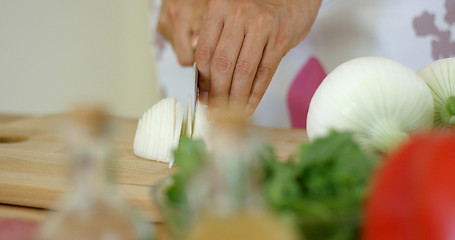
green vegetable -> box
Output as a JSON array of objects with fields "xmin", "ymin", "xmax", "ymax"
[
  {"xmin": 263, "ymin": 131, "xmax": 378, "ymax": 240},
  {"xmin": 161, "ymin": 137, "xmax": 207, "ymax": 237},
  {"xmin": 166, "ymin": 137, "xmax": 207, "ymax": 205},
  {"xmin": 163, "ymin": 131, "xmax": 377, "ymax": 240}
]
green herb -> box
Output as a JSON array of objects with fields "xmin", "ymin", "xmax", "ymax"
[
  {"xmin": 162, "ymin": 137, "xmax": 207, "ymax": 237},
  {"xmin": 166, "ymin": 137, "xmax": 207, "ymax": 206},
  {"xmin": 163, "ymin": 131, "xmax": 378, "ymax": 240},
  {"xmin": 263, "ymin": 131, "xmax": 378, "ymax": 240}
]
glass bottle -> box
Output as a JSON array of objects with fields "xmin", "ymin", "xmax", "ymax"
[
  {"xmin": 185, "ymin": 111, "xmax": 297, "ymax": 240},
  {"xmin": 39, "ymin": 107, "xmax": 153, "ymax": 240}
]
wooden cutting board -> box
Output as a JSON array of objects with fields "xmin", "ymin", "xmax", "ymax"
[{"xmin": 0, "ymin": 114, "xmax": 307, "ymax": 222}]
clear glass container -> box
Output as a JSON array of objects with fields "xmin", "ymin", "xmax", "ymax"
[
  {"xmin": 154, "ymin": 112, "xmax": 296, "ymax": 240},
  {"xmin": 39, "ymin": 107, "xmax": 153, "ymax": 240}
]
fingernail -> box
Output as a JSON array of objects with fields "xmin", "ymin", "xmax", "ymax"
[
  {"xmin": 199, "ymin": 92, "xmax": 208, "ymax": 105},
  {"xmin": 191, "ymin": 34, "xmax": 199, "ymax": 49}
]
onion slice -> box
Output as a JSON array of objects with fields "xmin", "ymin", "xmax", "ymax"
[{"xmin": 133, "ymin": 97, "xmax": 184, "ymax": 164}]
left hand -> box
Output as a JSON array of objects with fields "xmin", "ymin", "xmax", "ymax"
[{"xmin": 157, "ymin": 0, "xmax": 208, "ymax": 66}]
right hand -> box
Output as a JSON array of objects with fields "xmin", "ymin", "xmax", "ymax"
[
  {"xmin": 157, "ymin": 0, "xmax": 208, "ymax": 66},
  {"xmin": 194, "ymin": 0, "xmax": 322, "ymax": 118}
]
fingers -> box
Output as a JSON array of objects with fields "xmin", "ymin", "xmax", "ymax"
[
  {"xmin": 207, "ymin": 17, "xmax": 246, "ymax": 119},
  {"xmin": 246, "ymin": 43, "xmax": 281, "ymax": 116},
  {"xmin": 158, "ymin": 0, "xmax": 207, "ymax": 66},
  {"xmin": 193, "ymin": 0, "xmax": 304, "ymax": 118},
  {"xmin": 157, "ymin": 2, "xmax": 172, "ymax": 41},
  {"xmin": 195, "ymin": 13, "xmax": 224, "ymax": 105},
  {"xmin": 190, "ymin": 15, "xmax": 203, "ymax": 49},
  {"xmin": 173, "ymin": 21, "xmax": 194, "ymax": 66},
  {"xmin": 229, "ymin": 27, "xmax": 268, "ymax": 109}
]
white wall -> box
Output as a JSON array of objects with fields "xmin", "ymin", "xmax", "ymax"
[{"xmin": 0, "ymin": 0, "xmax": 160, "ymax": 118}]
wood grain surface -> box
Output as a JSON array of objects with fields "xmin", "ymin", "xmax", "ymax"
[{"xmin": 0, "ymin": 114, "xmax": 307, "ymax": 222}]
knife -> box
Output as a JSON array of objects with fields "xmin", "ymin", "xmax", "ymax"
[
  {"xmin": 193, "ymin": 63, "xmax": 200, "ymax": 111},
  {"xmin": 187, "ymin": 63, "xmax": 200, "ymax": 138}
]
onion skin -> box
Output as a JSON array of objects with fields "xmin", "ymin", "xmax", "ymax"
[
  {"xmin": 418, "ymin": 58, "xmax": 455, "ymax": 128},
  {"xmin": 307, "ymin": 57, "xmax": 434, "ymax": 154}
]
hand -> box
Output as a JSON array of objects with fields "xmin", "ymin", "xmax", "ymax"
[
  {"xmin": 194, "ymin": 0, "xmax": 322, "ymax": 119},
  {"xmin": 157, "ymin": 0, "xmax": 208, "ymax": 65}
]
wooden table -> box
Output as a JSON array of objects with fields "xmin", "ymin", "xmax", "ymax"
[{"xmin": 0, "ymin": 113, "xmax": 307, "ymax": 239}]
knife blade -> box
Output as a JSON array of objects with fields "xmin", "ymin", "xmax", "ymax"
[
  {"xmin": 193, "ymin": 63, "xmax": 199, "ymax": 110},
  {"xmin": 191, "ymin": 63, "xmax": 200, "ymax": 134}
]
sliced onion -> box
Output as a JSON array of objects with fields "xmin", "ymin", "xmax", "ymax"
[{"xmin": 133, "ymin": 97, "xmax": 184, "ymax": 163}]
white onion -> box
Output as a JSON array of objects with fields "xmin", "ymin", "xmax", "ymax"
[
  {"xmin": 307, "ymin": 57, "xmax": 434, "ymax": 153},
  {"xmin": 133, "ymin": 97, "xmax": 184, "ymax": 164},
  {"xmin": 192, "ymin": 102, "xmax": 210, "ymax": 143},
  {"xmin": 418, "ymin": 58, "xmax": 455, "ymax": 128},
  {"xmin": 133, "ymin": 96, "xmax": 211, "ymax": 166}
]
